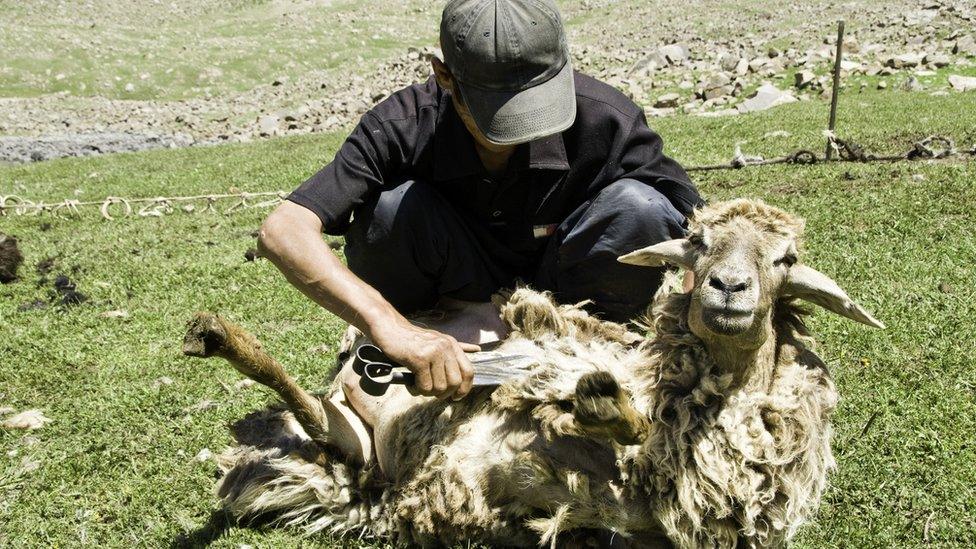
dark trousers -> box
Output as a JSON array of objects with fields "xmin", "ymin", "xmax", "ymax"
[{"xmin": 344, "ymin": 179, "xmax": 686, "ymax": 322}]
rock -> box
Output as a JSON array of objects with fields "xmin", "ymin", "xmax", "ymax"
[
  {"xmin": 659, "ymin": 43, "xmax": 690, "ymax": 65},
  {"xmin": 719, "ymin": 53, "xmax": 740, "ymax": 72},
  {"xmin": 737, "ymin": 84, "xmax": 797, "ymax": 113},
  {"xmin": 631, "ymin": 51, "xmax": 667, "ymax": 75},
  {"xmin": 948, "ymin": 74, "xmax": 976, "ymax": 92},
  {"xmin": 953, "ymin": 35, "xmax": 976, "ymax": 56},
  {"xmin": 734, "ymin": 57, "xmax": 750, "ymax": 76},
  {"xmin": 877, "ymin": 80, "xmax": 888, "ymax": 90},
  {"xmin": 1, "ymin": 409, "xmax": 52, "ymax": 430},
  {"xmin": 194, "ymin": 448, "xmax": 213, "ymax": 462},
  {"xmin": 99, "ymin": 310, "xmax": 129, "ymax": 319},
  {"xmin": 257, "ymin": 115, "xmax": 279, "ymax": 136},
  {"xmin": 902, "ymin": 76, "xmax": 923, "ymax": 92},
  {"xmin": 794, "ymin": 70, "xmax": 816, "ymax": 89},
  {"xmin": 763, "ymin": 130, "xmax": 791, "ymax": 139},
  {"xmin": 924, "ymin": 53, "xmax": 952, "ymax": 68},
  {"xmin": 885, "ymin": 53, "xmax": 923, "ymax": 69},
  {"xmin": 653, "ymin": 92, "xmax": 681, "ymax": 108},
  {"xmin": 697, "ymin": 73, "xmax": 732, "ymax": 99}
]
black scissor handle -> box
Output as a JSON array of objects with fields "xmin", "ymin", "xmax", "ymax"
[{"xmin": 354, "ymin": 344, "xmax": 416, "ymax": 396}]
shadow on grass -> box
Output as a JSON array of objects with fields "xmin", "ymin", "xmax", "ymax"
[{"xmin": 171, "ymin": 509, "xmax": 234, "ymax": 549}]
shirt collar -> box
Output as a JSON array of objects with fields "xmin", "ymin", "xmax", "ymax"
[{"xmin": 433, "ymin": 88, "xmax": 570, "ymax": 181}]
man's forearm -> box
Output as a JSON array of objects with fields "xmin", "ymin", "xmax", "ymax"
[{"xmin": 257, "ymin": 202, "xmax": 405, "ymax": 337}]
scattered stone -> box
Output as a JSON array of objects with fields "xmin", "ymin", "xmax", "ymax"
[
  {"xmin": 194, "ymin": 448, "xmax": 213, "ymax": 462},
  {"xmin": 924, "ymin": 53, "xmax": 952, "ymax": 68},
  {"xmin": 948, "ymin": 74, "xmax": 976, "ymax": 92},
  {"xmin": 1, "ymin": 409, "xmax": 52, "ymax": 430},
  {"xmin": 902, "ymin": 76, "xmax": 923, "ymax": 92},
  {"xmin": 697, "ymin": 73, "xmax": 732, "ymax": 100},
  {"xmin": 99, "ymin": 310, "xmax": 129, "ymax": 319},
  {"xmin": 152, "ymin": 376, "xmax": 174, "ymax": 389},
  {"xmin": 763, "ymin": 130, "xmax": 791, "ymax": 139},
  {"xmin": 737, "ymin": 84, "xmax": 797, "ymax": 113},
  {"xmin": 953, "ymin": 35, "xmax": 976, "ymax": 56},
  {"xmin": 659, "ymin": 43, "xmax": 690, "ymax": 65},
  {"xmin": 653, "ymin": 92, "xmax": 681, "ymax": 108},
  {"xmin": 877, "ymin": 81, "xmax": 888, "ymax": 90},
  {"xmin": 885, "ymin": 53, "xmax": 923, "ymax": 69},
  {"xmin": 234, "ymin": 379, "xmax": 256, "ymax": 390},
  {"xmin": 257, "ymin": 115, "xmax": 280, "ymax": 136},
  {"xmin": 0, "ymin": 233, "xmax": 24, "ymax": 284},
  {"xmin": 124, "ymin": 83, "xmax": 135, "ymax": 93},
  {"xmin": 794, "ymin": 70, "xmax": 816, "ymax": 89}
]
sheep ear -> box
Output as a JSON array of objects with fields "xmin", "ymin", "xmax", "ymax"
[
  {"xmin": 618, "ymin": 239, "xmax": 695, "ymax": 270},
  {"xmin": 783, "ymin": 264, "xmax": 885, "ymax": 329}
]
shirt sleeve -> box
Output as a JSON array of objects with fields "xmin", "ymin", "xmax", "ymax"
[
  {"xmin": 614, "ymin": 111, "xmax": 705, "ymax": 217},
  {"xmin": 288, "ymin": 111, "xmax": 403, "ymax": 235}
]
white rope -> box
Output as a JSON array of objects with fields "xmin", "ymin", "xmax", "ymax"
[{"xmin": 0, "ymin": 191, "xmax": 286, "ymax": 220}]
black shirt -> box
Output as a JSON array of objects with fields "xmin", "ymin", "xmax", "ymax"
[{"xmin": 289, "ymin": 71, "xmax": 702, "ymax": 259}]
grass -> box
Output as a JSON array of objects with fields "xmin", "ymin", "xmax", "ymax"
[{"xmin": 2, "ymin": 85, "xmax": 976, "ymax": 547}]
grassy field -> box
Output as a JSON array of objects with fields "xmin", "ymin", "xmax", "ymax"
[{"xmin": 2, "ymin": 85, "xmax": 976, "ymax": 547}]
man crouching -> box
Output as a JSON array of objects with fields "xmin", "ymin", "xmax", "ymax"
[{"xmin": 258, "ymin": 0, "xmax": 703, "ymax": 402}]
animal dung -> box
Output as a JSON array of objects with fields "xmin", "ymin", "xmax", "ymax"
[{"xmin": 0, "ymin": 232, "xmax": 24, "ymax": 283}]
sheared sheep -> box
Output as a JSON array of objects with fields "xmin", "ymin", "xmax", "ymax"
[{"xmin": 183, "ymin": 198, "xmax": 883, "ymax": 547}]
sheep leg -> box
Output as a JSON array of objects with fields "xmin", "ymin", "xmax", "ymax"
[
  {"xmin": 182, "ymin": 312, "xmax": 372, "ymax": 464},
  {"xmin": 573, "ymin": 372, "xmax": 650, "ymax": 446}
]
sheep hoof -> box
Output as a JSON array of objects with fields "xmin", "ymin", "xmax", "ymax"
[{"xmin": 183, "ymin": 312, "xmax": 228, "ymax": 358}]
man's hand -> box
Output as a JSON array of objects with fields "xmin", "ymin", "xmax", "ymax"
[{"xmin": 371, "ymin": 320, "xmax": 478, "ymax": 400}]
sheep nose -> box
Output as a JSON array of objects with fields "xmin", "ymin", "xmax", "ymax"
[{"xmin": 708, "ymin": 274, "xmax": 750, "ymax": 294}]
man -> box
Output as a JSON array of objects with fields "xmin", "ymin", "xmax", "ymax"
[{"xmin": 259, "ymin": 0, "xmax": 703, "ymax": 403}]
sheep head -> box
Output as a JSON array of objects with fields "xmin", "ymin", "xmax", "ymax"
[{"xmin": 619, "ymin": 199, "xmax": 884, "ymax": 351}]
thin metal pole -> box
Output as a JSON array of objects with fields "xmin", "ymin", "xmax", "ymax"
[{"xmin": 825, "ymin": 20, "xmax": 845, "ymax": 160}]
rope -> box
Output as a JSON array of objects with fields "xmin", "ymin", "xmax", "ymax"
[
  {"xmin": 1, "ymin": 133, "xmax": 974, "ymax": 219},
  {"xmin": 685, "ymin": 134, "xmax": 975, "ymax": 173},
  {"xmin": 0, "ymin": 190, "xmax": 287, "ymax": 219}
]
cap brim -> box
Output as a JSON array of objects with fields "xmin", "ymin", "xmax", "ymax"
[{"xmin": 456, "ymin": 62, "xmax": 576, "ymax": 146}]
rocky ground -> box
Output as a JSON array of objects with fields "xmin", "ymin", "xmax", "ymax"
[{"xmin": 1, "ymin": 0, "xmax": 974, "ymax": 163}]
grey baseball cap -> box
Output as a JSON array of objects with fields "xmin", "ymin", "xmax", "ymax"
[{"xmin": 440, "ymin": 0, "xmax": 576, "ymax": 145}]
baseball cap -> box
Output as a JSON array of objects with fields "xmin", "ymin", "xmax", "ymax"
[{"xmin": 440, "ymin": 0, "xmax": 577, "ymax": 145}]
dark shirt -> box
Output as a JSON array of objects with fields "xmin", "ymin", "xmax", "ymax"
[{"xmin": 289, "ymin": 71, "xmax": 702, "ymax": 263}]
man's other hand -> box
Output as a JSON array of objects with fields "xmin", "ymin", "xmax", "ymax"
[{"xmin": 372, "ymin": 321, "xmax": 477, "ymax": 400}]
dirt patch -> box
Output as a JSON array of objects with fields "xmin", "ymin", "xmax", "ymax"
[
  {"xmin": 0, "ymin": 232, "xmax": 24, "ymax": 283},
  {"xmin": 0, "ymin": 132, "xmax": 193, "ymax": 163}
]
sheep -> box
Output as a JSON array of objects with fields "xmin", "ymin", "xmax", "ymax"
[{"xmin": 182, "ymin": 198, "xmax": 883, "ymax": 547}]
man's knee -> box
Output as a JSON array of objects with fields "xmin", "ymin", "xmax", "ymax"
[
  {"xmin": 348, "ymin": 179, "xmax": 439, "ymax": 246},
  {"xmin": 591, "ymin": 179, "xmax": 687, "ymax": 247}
]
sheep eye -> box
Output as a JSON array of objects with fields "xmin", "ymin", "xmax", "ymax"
[{"xmin": 774, "ymin": 253, "xmax": 797, "ymax": 267}]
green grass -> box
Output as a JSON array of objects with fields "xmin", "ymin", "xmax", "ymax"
[{"xmin": 2, "ymin": 87, "xmax": 976, "ymax": 547}]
